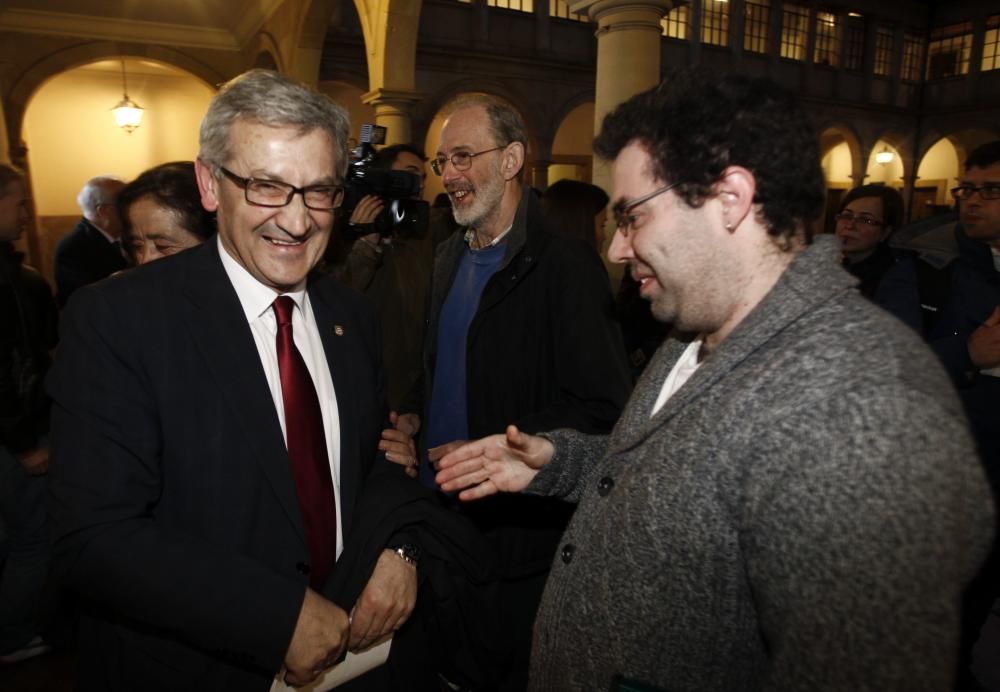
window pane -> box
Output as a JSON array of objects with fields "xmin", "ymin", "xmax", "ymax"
[
  {"xmin": 701, "ymin": 0, "xmax": 730, "ymax": 47},
  {"xmin": 487, "ymin": 0, "xmax": 534, "ymax": 13},
  {"xmin": 661, "ymin": 4, "xmax": 688, "ymax": 40},
  {"xmin": 843, "ymin": 16, "xmax": 864, "ymax": 71},
  {"xmin": 549, "ymin": 0, "xmax": 588, "ymax": 21},
  {"xmin": 927, "ymin": 23, "xmax": 973, "ymax": 79},
  {"xmin": 874, "ymin": 26, "xmax": 894, "ymax": 76},
  {"xmin": 902, "ymin": 32, "xmax": 925, "ymax": 81},
  {"xmin": 781, "ymin": 4, "xmax": 809, "ymax": 61},
  {"xmin": 744, "ymin": 0, "xmax": 771, "ymax": 54},
  {"xmin": 814, "ymin": 11, "xmax": 838, "ymax": 66},
  {"xmin": 983, "ymin": 16, "xmax": 1000, "ymax": 71}
]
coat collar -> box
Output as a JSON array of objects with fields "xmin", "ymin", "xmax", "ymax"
[{"xmin": 611, "ymin": 235, "xmax": 849, "ymax": 452}]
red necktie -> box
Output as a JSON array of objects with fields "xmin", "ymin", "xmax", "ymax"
[{"xmin": 273, "ymin": 295, "xmax": 337, "ymax": 589}]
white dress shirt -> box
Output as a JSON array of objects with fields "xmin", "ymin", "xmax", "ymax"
[
  {"xmin": 651, "ymin": 338, "xmax": 703, "ymax": 416},
  {"xmin": 218, "ymin": 237, "xmax": 344, "ymax": 559}
]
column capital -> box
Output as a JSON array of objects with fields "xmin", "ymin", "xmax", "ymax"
[
  {"xmin": 569, "ymin": 0, "xmax": 679, "ymax": 24},
  {"xmin": 361, "ymin": 88, "xmax": 424, "ymax": 109}
]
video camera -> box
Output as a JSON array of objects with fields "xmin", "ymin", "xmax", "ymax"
[{"xmin": 341, "ymin": 124, "xmax": 429, "ymax": 237}]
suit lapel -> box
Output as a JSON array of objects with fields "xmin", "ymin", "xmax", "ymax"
[
  {"xmin": 178, "ymin": 242, "xmax": 307, "ymax": 548},
  {"xmin": 309, "ymin": 281, "xmax": 362, "ymax": 539}
]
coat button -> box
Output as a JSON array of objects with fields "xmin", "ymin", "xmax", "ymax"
[
  {"xmin": 597, "ymin": 476, "xmax": 614, "ymax": 497},
  {"xmin": 560, "ymin": 544, "xmax": 575, "ymax": 564},
  {"xmin": 296, "ymin": 562, "xmax": 310, "ymax": 575}
]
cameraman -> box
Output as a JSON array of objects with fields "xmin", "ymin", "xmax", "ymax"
[{"xmin": 326, "ymin": 144, "xmax": 439, "ymax": 417}]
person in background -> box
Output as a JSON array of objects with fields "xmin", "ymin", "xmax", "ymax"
[
  {"xmin": 54, "ymin": 175, "xmax": 127, "ymax": 306},
  {"xmin": 834, "ymin": 183, "xmax": 903, "ymax": 298},
  {"xmin": 46, "ymin": 70, "xmax": 436, "ymax": 690},
  {"xmin": 877, "ymin": 140, "xmax": 1000, "ymax": 690},
  {"xmin": 327, "ymin": 144, "xmax": 436, "ymax": 416},
  {"xmin": 418, "ymin": 94, "xmax": 631, "ymax": 690},
  {"xmin": 540, "ymin": 178, "xmax": 609, "ymax": 252},
  {"xmin": 117, "ymin": 161, "xmax": 215, "ymax": 265},
  {"xmin": 0, "ymin": 163, "xmax": 58, "ymax": 665}
]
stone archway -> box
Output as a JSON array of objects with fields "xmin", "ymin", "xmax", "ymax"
[
  {"xmin": 5, "ymin": 42, "xmax": 223, "ymax": 157},
  {"xmin": 19, "ymin": 56, "xmax": 217, "ymax": 280}
]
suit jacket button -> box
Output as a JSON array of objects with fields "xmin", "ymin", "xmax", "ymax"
[
  {"xmin": 560, "ymin": 544, "xmax": 575, "ymax": 564},
  {"xmin": 598, "ymin": 476, "xmax": 614, "ymax": 497},
  {"xmin": 296, "ymin": 562, "xmax": 311, "ymax": 576}
]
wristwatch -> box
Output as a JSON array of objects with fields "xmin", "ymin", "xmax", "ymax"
[
  {"xmin": 391, "ymin": 544, "xmax": 420, "ymax": 567},
  {"xmin": 390, "ymin": 543, "xmax": 420, "ymax": 567}
]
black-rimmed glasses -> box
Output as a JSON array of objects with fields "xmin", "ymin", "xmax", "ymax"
[
  {"xmin": 217, "ymin": 166, "xmax": 344, "ymax": 211},
  {"xmin": 834, "ymin": 211, "xmax": 884, "ymax": 227},
  {"xmin": 612, "ymin": 182, "xmax": 681, "ymax": 236},
  {"xmin": 430, "ymin": 146, "xmax": 505, "ymax": 176},
  {"xmin": 951, "ymin": 185, "xmax": 1000, "ymax": 201}
]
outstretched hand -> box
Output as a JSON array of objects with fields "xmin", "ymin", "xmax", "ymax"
[{"xmin": 435, "ymin": 425, "xmax": 554, "ymax": 501}]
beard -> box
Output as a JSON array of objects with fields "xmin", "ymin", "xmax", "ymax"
[{"xmin": 450, "ymin": 159, "xmax": 506, "ymax": 229}]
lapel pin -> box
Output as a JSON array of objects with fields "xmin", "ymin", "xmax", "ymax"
[{"xmin": 334, "ymin": 325, "xmax": 345, "ymax": 336}]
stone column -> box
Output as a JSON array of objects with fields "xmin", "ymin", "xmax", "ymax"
[
  {"xmin": 569, "ymin": 0, "xmax": 676, "ymax": 275},
  {"xmin": 361, "ymin": 89, "xmax": 423, "ymax": 145}
]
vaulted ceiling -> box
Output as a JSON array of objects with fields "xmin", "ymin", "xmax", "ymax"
[{"xmin": 0, "ymin": 0, "xmax": 286, "ymax": 50}]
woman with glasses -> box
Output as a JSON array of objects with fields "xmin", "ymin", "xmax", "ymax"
[{"xmin": 833, "ymin": 184, "xmax": 903, "ymax": 298}]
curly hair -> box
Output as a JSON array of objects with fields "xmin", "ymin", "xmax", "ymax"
[{"xmin": 594, "ymin": 70, "xmax": 826, "ymax": 246}]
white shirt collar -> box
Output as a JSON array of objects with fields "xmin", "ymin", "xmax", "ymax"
[{"xmin": 216, "ymin": 235, "xmax": 307, "ymax": 324}]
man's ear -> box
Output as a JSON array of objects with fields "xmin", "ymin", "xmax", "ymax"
[
  {"xmin": 502, "ymin": 142, "xmax": 525, "ymax": 182},
  {"xmin": 194, "ymin": 158, "xmax": 220, "ymax": 212},
  {"xmin": 714, "ymin": 166, "xmax": 756, "ymax": 232}
]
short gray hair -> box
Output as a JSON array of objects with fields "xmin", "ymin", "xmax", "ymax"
[
  {"xmin": 77, "ymin": 176, "xmax": 124, "ymax": 216},
  {"xmin": 447, "ymin": 94, "xmax": 527, "ymax": 150},
  {"xmin": 199, "ymin": 70, "xmax": 351, "ymax": 182}
]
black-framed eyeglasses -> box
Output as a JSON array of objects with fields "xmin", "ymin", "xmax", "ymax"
[
  {"xmin": 430, "ymin": 146, "xmax": 506, "ymax": 176},
  {"xmin": 217, "ymin": 166, "xmax": 344, "ymax": 211},
  {"xmin": 612, "ymin": 182, "xmax": 680, "ymax": 236},
  {"xmin": 834, "ymin": 211, "xmax": 884, "ymax": 227},
  {"xmin": 951, "ymin": 184, "xmax": 1000, "ymax": 201}
]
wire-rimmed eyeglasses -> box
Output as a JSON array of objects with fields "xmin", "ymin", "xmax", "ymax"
[
  {"xmin": 612, "ymin": 182, "xmax": 681, "ymax": 236},
  {"xmin": 833, "ymin": 211, "xmax": 884, "ymax": 227},
  {"xmin": 951, "ymin": 185, "xmax": 1000, "ymax": 201},
  {"xmin": 217, "ymin": 166, "xmax": 344, "ymax": 211},
  {"xmin": 430, "ymin": 146, "xmax": 506, "ymax": 176}
]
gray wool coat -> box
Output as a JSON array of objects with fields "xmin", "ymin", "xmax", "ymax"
[{"xmin": 526, "ymin": 236, "xmax": 995, "ymax": 691}]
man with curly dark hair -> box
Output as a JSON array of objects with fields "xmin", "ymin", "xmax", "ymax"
[{"xmin": 435, "ymin": 71, "xmax": 995, "ymax": 690}]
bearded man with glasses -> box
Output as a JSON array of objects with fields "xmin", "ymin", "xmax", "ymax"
[{"xmin": 412, "ymin": 93, "xmax": 630, "ymax": 690}]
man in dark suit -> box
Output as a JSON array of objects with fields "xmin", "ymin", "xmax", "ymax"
[
  {"xmin": 47, "ymin": 70, "xmax": 423, "ymax": 691},
  {"xmin": 53, "ymin": 175, "xmax": 127, "ymax": 307}
]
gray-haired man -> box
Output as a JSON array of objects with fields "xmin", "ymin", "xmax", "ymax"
[{"xmin": 48, "ymin": 70, "xmax": 422, "ymax": 690}]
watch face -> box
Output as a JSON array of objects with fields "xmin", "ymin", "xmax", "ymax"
[{"xmin": 397, "ymin": 544, "xmax": 420, "ymax": 563}]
